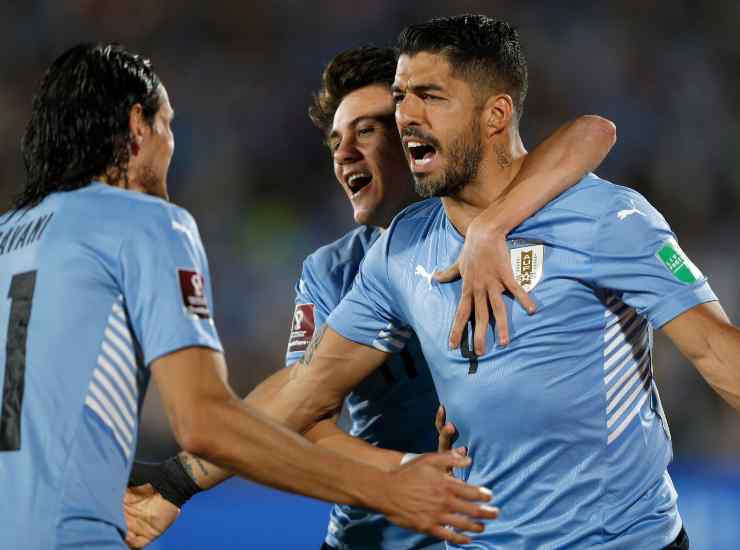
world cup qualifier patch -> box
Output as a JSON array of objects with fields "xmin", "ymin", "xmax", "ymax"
[
  {"xmin": 177, "ymin": 268, "xmax": 211, "ymax": 319},
  {"xmin": 288, "ymin": 303, "xmax": 315, "ymax": 354},
  {"xmin": 509, "ymin": 241, "xmax": 544, "ymax": 291},
  {"xmin": 656, "ymin": 237, "xmax": 703, "ymax": 284}
]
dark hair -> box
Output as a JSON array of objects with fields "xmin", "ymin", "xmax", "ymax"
[
  {"xmin": 398, "ymin": 14, "xmax": 528, "ymax": 122},
  {"xmin": 308, "ymin": 46, "xmax": 398, "ymax": 138},
  {"xmin": 16, "ymin": 43, "xmax": 162, "ymax": 209}
]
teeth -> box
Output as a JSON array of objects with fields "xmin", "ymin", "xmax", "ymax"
[
  {"xmin": 408, "ymin": 141, "xmax": 424, "ymax": 148},
  {"xmin": 414, "ymin": 157, "xmax": 433, "ymax": 166},
  {"xmin": 348, "ymin": 173, "xmax": 370, "ymax": 184}
]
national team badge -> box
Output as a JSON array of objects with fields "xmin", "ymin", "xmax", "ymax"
[
  {"xmin": 509, "ymin": 243, "xmax": 544, "ymax": 291},
  {"xmin": 288, "ymin": 303, "xmax": 315, "ymax": 354},
  {"xmin": 177, "ymin": 268, "xmax": 211, "ymax": 319}
]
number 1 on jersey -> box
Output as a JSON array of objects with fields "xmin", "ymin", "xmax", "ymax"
[{"xmin": 1, "ymin": 271, "xmax": 37, "ymax": 451}]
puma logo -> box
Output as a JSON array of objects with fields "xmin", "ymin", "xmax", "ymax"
[
  {"xmin": 617, "ymin": 200, "xmax": 647, "ymax": 221},
  {"xmin": 415, "ymin": 265, "xmax": 435, "ymax": 289}
]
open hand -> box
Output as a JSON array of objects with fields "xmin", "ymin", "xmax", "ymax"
[
  {"xmin": 124, "ymin": 483, "xmax": 180, "ymax": 549},
  {"xmin": 383, "ymin": 452, "xmax": 498, "ymax": 545},
  {"xmin": 436, "ymin": 216, "xmax": 536, "ymax": 354}
]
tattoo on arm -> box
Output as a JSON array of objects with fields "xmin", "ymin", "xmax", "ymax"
[
  {"xmin": 300, "ymin": 324, "xmax": 328, "ymax": 367},
  {"xmin": 178, "ymin": 453, "xmax": 198, "ymax": 483},
  {"xmin": 194, "ymin": 457, "xmax": 209, "ymax": 477}
]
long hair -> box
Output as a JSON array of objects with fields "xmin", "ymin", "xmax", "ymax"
[{"xmin": 16, "ymin": 43, "xmax": 161, "ymax": 209}]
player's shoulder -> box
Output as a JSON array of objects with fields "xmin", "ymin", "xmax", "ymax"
[
  {"xmin": 75, "ymin": 183, "xmax": 200, "ymax": 240},
  {"xmin": 304, "ymin": 225, "xmax": 381, "ymax": 278},
  {"xmin": 547, "ymin": 173, "xmax": 663, "ymax": 220}
]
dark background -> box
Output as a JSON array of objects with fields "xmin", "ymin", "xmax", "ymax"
[{"xmin": 1, "ymin": 1, "xmax": 738, "ymax": 547}]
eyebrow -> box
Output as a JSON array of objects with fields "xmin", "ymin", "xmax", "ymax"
[
  {"xmin": 328, "ymin": 111, "xmax": 395, "ymax": 141},
  {"xmin": 391, "ymin": 83, "xmax": 445, "ymax": 94}
]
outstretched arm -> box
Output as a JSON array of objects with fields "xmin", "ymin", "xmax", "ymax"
[
  {"xmin": 662, "ymin": 301, "xmax": 740, "ymax": 412},
  {"xmin": 149, "ymin": 342, "xmax": 495, "ymax": 544},
  {"xmin": 439, "ymin": 115, "xmax": 617, "ymax": 353}
]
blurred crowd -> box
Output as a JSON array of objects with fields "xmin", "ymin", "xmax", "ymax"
[{"xmin": 1, "ymin": 1, "xmax": 738, "ymax": 461}]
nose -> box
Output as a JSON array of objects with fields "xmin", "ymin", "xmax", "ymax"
[
  {"xmin": 395, "ymin": 94, "xmax": 424, "ymax": 133},
  {"xmin": 333, "ymin": 134, "xmax": 360, "ymax": 165}
]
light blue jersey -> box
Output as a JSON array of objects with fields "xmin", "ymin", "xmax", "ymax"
[
  {"xmin": 285, "ymin": 226, "xmax": 442, "ymax": 550},
  {"xmin": 0, "ymin": 183, "xmax": 222, "ymax": 549},
  {"xmin": 329, "ymin": 175, "xmax": 717, "ymax": 549}
]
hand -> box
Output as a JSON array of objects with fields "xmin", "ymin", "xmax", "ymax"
[
  {"xmin": 383, "ymin": 452, "xmax": 499, "ymax": 545},
  {"xmin": 124, "ymin": 484, "xmax": 180, "ymax": 549},
  {"xmin": 436, "ymin": 214, "xmax": 536, "ymax": 354}
]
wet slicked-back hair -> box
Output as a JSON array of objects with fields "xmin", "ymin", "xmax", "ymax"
[
  {"xmin": 308, "ymin": 46, "xmax": 398, "ymax": 139},
  {"xmin": 398, "ymin": 14, "xmax": 528, "ymax": 123},
  {"xmin": 17, "ymin": 43, "xmax": 161, "ymax": 209}
]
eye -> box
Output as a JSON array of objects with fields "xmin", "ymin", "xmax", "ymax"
[
  {"xmin": 392, "ymin": 93, "xmax": 404, "ymax": 104},
  {"xmin": 358, "ymin": 126, "xmax": 375, "ymax": 137}
]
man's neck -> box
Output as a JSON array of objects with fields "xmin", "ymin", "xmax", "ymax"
[{"xmin": 442, "ymin": 136, "xmax": 527, "ymax": 236}]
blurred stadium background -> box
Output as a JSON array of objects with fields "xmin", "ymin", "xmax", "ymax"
[{"xmin": 1, "ymin": 1, "xmax": 739, "ymax": 548}]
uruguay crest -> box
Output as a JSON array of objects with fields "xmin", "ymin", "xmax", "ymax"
[{"xmin": 509, "ymin": 243, "xmax": 544, "ymax": 291}]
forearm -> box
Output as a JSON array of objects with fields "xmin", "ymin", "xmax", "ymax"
[
  {"xmin": 171, "ymin": 366, "xmax": 296, "ymax": 491},
  {"xmin": 305, "ymin": 417, "xmax": 405, "ymax": 472},
  {"xmin": 490, "ymin": 115, "xmax": 616, "ymax": 233},
  {"xmin": 693, "ymin": 318, "xmax": 740, "ymax": 412},
  {"xmin": 191, "ymin": 397, "xmax": 386, "ymax": 509}
]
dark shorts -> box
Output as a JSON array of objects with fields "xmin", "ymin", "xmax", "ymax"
[
  {"xmin": 321, "ymin": 527, "xmax": 688, "ymax": 550},
  {"xmin": 664, "ymin": 527, "xmax": 689, "ymax": 550}
]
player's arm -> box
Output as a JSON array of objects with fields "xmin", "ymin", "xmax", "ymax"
[
  {"xmin": 153, "ymin": 343, "xmax": 497, "ymax": 544},
  {"xmin": 662, "ymin": 302, "xmax": 740, "ymax": 411},
  {"xmin": 439, "ymin": 115, "xmax": 617, "ymax": 353}
]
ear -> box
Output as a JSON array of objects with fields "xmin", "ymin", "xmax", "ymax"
[
  {"xmin": 128, "ymin": 104, "xmax": 148, "ymax": 156},
  {"xmin": 481, "ymin": 94, "xmax": 514, "ymax": 138}
]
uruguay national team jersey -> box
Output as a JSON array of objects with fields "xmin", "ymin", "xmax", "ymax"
[
  {"xmin": 0, "ymin": 183, "xmax": 222, "ymax": 549},
  {"xmin": 328, "ymin": 175, "xmax": 717, "ymax": 549},
  {"xmin": 285, "ymin": 225, "xmax": 442, "ymax": 550}
]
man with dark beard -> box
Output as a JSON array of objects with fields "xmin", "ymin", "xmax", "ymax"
[
  {"xmin": 123, "ymin": 44, "xmax": 616, "ymax": 548},
  {"xmin": 0, "ymin": 42, "xmax": 505, "ymax": 550},
  {"xmin": 249, "ymin": 15, "xmax": 740, "ymax": 550}
]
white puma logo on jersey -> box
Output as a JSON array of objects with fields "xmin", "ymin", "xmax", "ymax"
[
  {"xmin": 415, "ymin": 265, "xmax": 435, "ymax": 289},
  {"xmin": 617, "ymin": 200, "xmax": 647, "ymax": 221},
  {"xmin": 171, "ymin": 220, "xmax": 195, "ymax": 243}
]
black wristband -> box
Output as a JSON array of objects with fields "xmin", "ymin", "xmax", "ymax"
[{"xmin": 128, "ymin": 456, "xmax": 202, "ymax": 508}]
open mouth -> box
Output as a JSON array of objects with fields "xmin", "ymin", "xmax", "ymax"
[
  {"xmin": 407, "ymin": 141, "xmax": 437, "ymax": 169},
  {"xmin": 346, "ymin": 172, "xmax": 373, "ymax": 196}
]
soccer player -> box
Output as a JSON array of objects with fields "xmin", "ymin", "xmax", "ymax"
[
  {"xmin": 124, "ymin": 46, "xmax": 616, "ymax": 548},
  {"xmin": 250, "ymin": 15, "xmax": 740, "ymax": 549},
  {"xmin": 0, "ymin": 42, "xmax": 501, "ymax": 550}
]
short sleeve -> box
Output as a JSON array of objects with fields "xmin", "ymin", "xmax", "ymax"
[
  {"xmin": 284, "ymin": 257, "xmax": 336, "ymax": 367},
  {"xmin": 327, "ymin": 232, "xmax": 409, "ymax": 353},
  {"xmin": 588, "ymin": 190, "xmax": 717, "ymax": 328},
  {"xmin": 119, "ymin": 204, "xmax": 222, "ymax": 365}
]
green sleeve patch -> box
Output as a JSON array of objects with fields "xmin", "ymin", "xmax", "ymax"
[{"xmin": 656, "ymin": 238, "xmax": 703, "ymax": 284}]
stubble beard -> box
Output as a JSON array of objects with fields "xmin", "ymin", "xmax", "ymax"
[{"xmin": 413, "ymin": 123, "xmax": 483, "ymax": 199}]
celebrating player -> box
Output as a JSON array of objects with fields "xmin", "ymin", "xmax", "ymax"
[
  {"xmin": 247, "ymin": 15, "xmax": 740, "ymax": 549},
  {"xmin": 124, "ymin": 44, "xmax": 616, "ymax": 548},
  {"xmin": 0, "ymin": 42, "xmax": 507, "ymax": 550}
]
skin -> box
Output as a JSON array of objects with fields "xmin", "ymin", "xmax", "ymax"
[
  {"xmin": 267, "ymin": 51, "xmax": 740, "ymax": 491},
  {"xmin": 124, "ymin": 71, "xmax": 618, "ymax": 546},
  {"xmin": 109, "ymin": 83, "xmax": 498, "ymax": 547},
  {"xmin": 330, "ymin": 84, "xmax": 417, "ymax": 228}
]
